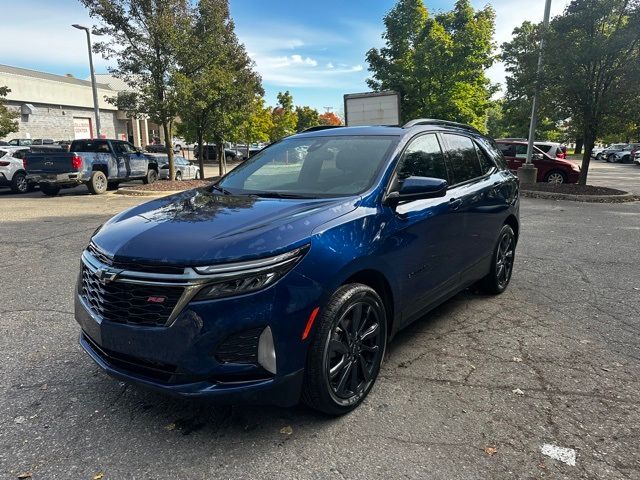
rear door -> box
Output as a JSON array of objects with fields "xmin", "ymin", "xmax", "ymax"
[
  {"xmin": 440, "ymin": 133, "xmax": 498, "ymax": 278},
  {"xmin": 113, "ymin": 141, "xmax": 146, "ymax": 177}
]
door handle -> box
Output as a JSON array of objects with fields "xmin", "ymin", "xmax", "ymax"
[{"xmin": 449, "ymin": 198, "xmax": 463, "ymax": 210}]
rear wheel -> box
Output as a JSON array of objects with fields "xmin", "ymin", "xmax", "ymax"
[
  {"xmin": 143, "ymin": 168, "xmax": 158, "ymax": 184},
  {"xmin": 480, "ymin": 224, "xmax": 516, "ymax": 294},
  {"xmin": 175, "ymin": 171, "xmax": 182, "ymax": 181},
  {"xmin": 544, "ymin": 170, "xmax": 566, "ymax": 184},
  {"xmin": 86, "ymin": 170, "xmax": 108, "ymax": 194},
  {"xmin": 39, "ymin": 183, "xmax": 61, "ymax": 196},
  {"xmin": 302, "ymin": 284, "xmax": 387, "ymax": 415},
  {"xmin": 10, "ymin": 172, "xmax": 28, "ymax": 193}
]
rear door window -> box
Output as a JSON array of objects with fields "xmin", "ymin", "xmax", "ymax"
[
  {"xmin": 442, "ymin": 134, "xmax": 482, "ymax": 184},
  {"xmin": 397, "ymin": 134, "xmax": 449, "ymax": 181}
]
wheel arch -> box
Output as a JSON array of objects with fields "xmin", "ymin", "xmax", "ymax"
[
  {"xmin": 504, "ymin": 214, "xmax": 519, "ymax": 245},
  {"xmin": 343, "ymin": 269, "xmax": 396, "ymax": 339},
  {"xmin": 91, "ymin": 163, "xmax": 108, "ymax": 176}
]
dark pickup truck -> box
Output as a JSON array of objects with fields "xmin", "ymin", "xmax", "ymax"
[{"xmin": 26, "ymin": 139, "xmax": 159, "ymax": 196}]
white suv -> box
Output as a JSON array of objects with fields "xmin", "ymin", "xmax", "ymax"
[{"xmin": 0, "ymin": 147, "xmax": 31, "ymax": 193}]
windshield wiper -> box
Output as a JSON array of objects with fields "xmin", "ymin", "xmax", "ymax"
[
  {"xmin": 249, "ymin": 191, "xmax": 316, "ymax": 199},
  {"xmin": 211, "ymin": 184, "xmax": 232, "ymax": 195}
]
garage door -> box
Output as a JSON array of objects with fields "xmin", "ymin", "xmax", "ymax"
[{"xmin": 73, "ymin": 117, "xmax": 93, "ymax": 139}]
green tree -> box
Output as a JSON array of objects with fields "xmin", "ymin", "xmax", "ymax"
[
  {"xmin": 0, "ymin": 86, "xmax": 19, "ymax": 138},
  {"xmin": 234, "ymin": 96, "xmax": 273, "ymax": 158},
  {"xmin": 295, "ymin": 106, "xmax": 320, "ymax": 132},
  {"xmin": 500, "ymin": 22, "xmax": 564, "ymax": 142},
  {"xmin": 543, "ymin": 0, "xmax": 640, "ymax": 183},
  {"xmin": 174, "ymin": 0, "xmax": 262, "ymax": 176},
  {"xmin": 80, "ymin": 0, "xmax": 189, "ymax": 180},
  {"xmin": 366, "ymin": 0, "xmax": 496, "ymax": 131},
  {"xmin": 270, "ymin": 91, "xmax": 297, "ymax": 141}
]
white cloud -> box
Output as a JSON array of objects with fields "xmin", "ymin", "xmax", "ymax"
[
  {"xmin": 326, "ymin": 62, "xmax": 335, "ymax": 69},
  {"xmin": 290, "ymin": 55, "xmax": 318, "ymax": 66}
]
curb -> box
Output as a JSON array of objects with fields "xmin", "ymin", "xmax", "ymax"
[
  {"xmin": 521, "ymin": 190, "xmax": 638, "ymax": 203},
  {"xmin": 115, "ymin": 188, "xmax": 184, "ymax": 197}
]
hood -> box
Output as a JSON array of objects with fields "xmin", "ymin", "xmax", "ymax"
[{"xmin": 93, "ymin": 187, "xmax": 358, "ymax": 266}]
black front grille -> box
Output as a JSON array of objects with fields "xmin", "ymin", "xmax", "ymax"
[
  {"xmin": 87, "ymin": 243, "xmax": 186, "ymax": 275},
  {"xmin": 81, "ymin": 264, "xmax": 184, "ymax": 326},
  {"xmin": 215, "ymin": 327, "xmax": 263, "ymax": 364}
]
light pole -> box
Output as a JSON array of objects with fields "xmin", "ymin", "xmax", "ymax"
[
  {"xmin": 519, "ymin": 0, "xmax": 552, "ymax": 185},
  {"xmin": 72, "ymin": 24, "xmax": 102, "ymax": 138}
]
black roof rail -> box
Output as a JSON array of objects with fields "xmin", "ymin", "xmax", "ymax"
[
  {"xmin": 403, "ymin": 118, "xmax": 480, "ymax": 134},
  {"xmin": 301, "ymin": 125, "xmax": 344, "ymax": 133}
]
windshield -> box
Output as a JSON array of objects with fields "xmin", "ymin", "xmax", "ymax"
[{"xmin": 218, "ymin": 135, "xmax": 398, "ymax": 197}]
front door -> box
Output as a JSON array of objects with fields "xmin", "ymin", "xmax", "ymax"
[
  {"xmin": 114, "ymin": 141, "xmax": 146, "ymax": 178},
  {"xmin": 383, "ymin": 133, "xmax": 462, "ymax": 324}
]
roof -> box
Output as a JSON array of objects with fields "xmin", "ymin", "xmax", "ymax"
[
  {"xmin": 93, "ymin": 74, "xmax": 133, "ymax": 92},
  {"xmin": 295, "ymin": 125, "xmax": 405, "ymax": 138},
  {"xmin": 0, "ymin": 64, "xmax": 112, "ymax": 90}
]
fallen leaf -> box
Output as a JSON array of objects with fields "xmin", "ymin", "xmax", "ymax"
[
  {"xmin": 93, "ymin": 473, "xmax": 104, "ymax": 480},
  {"xmin": 512, "ymin": 357, "xmax": 523, "ymax": 363},
  {"xmin": 17, "ymin": 473, "xmax": 32, "ymax": 479},
  {"xmin": 280, "ymin": 426, "xmax": 293, "ymax": 435},
  {"xmin": 165, "ymin": 423, "xmax": 176, "ymax": 431},
  {"xmin": 512, "ymin": 388, "xmax": 525, "ymax": 396},
  {"xmin": 484, "ymin": 446, "xmax": 498, "ymax": 456}
]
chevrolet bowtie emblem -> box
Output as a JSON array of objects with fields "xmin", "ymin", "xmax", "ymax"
[{"xmin": 95, "ymin": 268, "xmax": 118, "ymax": 284}]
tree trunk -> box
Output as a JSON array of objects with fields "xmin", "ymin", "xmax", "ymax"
[
  {"xmin": 217, "ymin": 143, "xmax": 224, "ymax": 177},
  {"xmin": 579, "ymin": 127, "xmax": 595, "ymax": 185},
  {"xmin": 163, "ymin": 122, "xmax": 175, "ymax": 181},
  {"xmin": 197, "ymin": 129, "xmax": 205, "ymax": 180},
  {"xmin": 574, "ymin": 138, "xmax": 583, "ymax": 155},
  {"xmin": 245, "ymin": 137, "xmax": 250, "ymax": 160}
]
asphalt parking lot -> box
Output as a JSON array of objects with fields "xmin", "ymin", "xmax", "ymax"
[{"xmin": 1, "ymin": 164, "xmax": 639, "ymax": 479}]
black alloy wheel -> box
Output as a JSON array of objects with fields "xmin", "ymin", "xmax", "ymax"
[
  {"xmin": 479, "ymin": 224, "xmax": 516, "ymax": 294},
  {"xmin": 303, "ymin": 284, "xmax": 386, "ymax": 415}
]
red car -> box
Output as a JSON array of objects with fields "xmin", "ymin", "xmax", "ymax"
[{"xmin": 496, "ymin": 140, "xmax": 580, "ymax": 184}]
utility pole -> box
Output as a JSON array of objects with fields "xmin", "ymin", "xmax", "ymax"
[
  {"xmin": 72, "ymin": 24, "xmax": 102, "ymax": 138},
  {"xmin": 519, "ymin": 0, "xmax": 552, "ymax": 185}
]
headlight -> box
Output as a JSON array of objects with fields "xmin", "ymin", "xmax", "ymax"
[{"xmin": 193, "ymin": 245, "xmax": 309, "ymax": 300}]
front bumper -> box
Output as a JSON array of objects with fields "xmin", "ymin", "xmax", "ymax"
[{"xmin": 74, "ymin": 256, "xmax": 324, "ymax": 406}]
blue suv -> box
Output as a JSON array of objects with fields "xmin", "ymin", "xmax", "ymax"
[{"xmin": 75, "ymin": 119, "xmax": 519, "ymax": 415}]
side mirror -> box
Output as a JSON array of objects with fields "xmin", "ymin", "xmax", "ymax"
[{"xmin": 385, "ymin": 176, "xmax": 448, "ymax": 206}]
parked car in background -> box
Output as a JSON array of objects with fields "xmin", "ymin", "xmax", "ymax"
[
  {"xmin": 74, "ymin": 119, "xmax": 519, "ymax": 415},
  {"xmin": 32, "ymin": 138, "xmax": 55, "ymax": 145},
  {"xmin": 496, "ymin": 140, "xmax": 580, "ymax": 183},
  {"xmin": 496, "ymin": 139, "xmax": 567, "ymax": 159},
  {"xmin": 0, "ymin": 140, "xmax": 9, "ymax": 146},
  {"xmin": 146, "ymin": 153, "xmax": 201, "ymax": 180},
  {"xmin": 26, "ymin": 139, "xmax": 159, "ymax": 196},
  {"xmin": 607, "ymin": 143, "xmax": 640, "ymax": 163},
  {"xmin": 145, "ymin": 143, "xmax": 178, "ymax": 154},
  {"xmin": 633, "ymin": 150, "xmax": 640, "ymax": 166},
  {"xmin": 8, "ymin": 138, "xmax": 33, "ymax": 147},
  {"xmin": 194, "ymin": 144, "xmax": 240, "ymax": 162},
  {"xmin": 596, "ymin": 143, "xmax": 628, "ymax": 161},
  {"xmin": 0, "ymin": 147, "xmax": 32, "ymax": 193}
]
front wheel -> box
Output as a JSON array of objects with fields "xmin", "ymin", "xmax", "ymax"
[
  {"xmin": 607, "ymin": 154, "xmax": 617, "ymax": 163},
  {"xmin": 10, "ymin": 172, "xmax": 28, "ymax": 193},
  {"xmin": 544, "ymin": 170, "xmax": 566, "ymax": 184},
  {"xmin": 143, "ymin": 168, "xmax": 158, "ymax": 184},
  {"xmin": 479, "ymin": 224, "xmax": 516, "ymax": 294},
  {"xmin": 175, "ymin": 171, "xmax": 182, "ymax": 181},
  {"xmin": 302, "ymin": 284, "xmax": 387, "ymax": 415}
]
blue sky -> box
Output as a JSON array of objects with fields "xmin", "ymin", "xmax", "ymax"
[{"xmin": 0, "ymin": 0, "xmax": 570, "ymax": 114}]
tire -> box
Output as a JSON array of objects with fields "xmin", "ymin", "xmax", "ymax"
[
  {"xmin": 225, "ymin": 154, "xmax": 233, "ymax": 163},
  {"xmin": 39, "ymin": 183, "xmax": 61, "ymax": 197},
  {"xmin": 143, "ymin": 168, "xmax": 158, "ymax": 184},
  {"xmin": 596, "ymin": 153, "xmax": 603, "ymax": 161},
  {"xmin": 86, "ymin": 170, "xmax": 108, "ymax": 195},
  {"xmin": 607, "ymin": 154, "xmax": 617, "ymax": 163},
  {"xmin": 194, "ymin": 170, "xmax": 200, "ymax": 180},
  {"xmin": 479, "ymin": 224, "xmax": 516, "ymax": 294},
  {"xmin": 175, "ymin": 171, "xmax": 182, "ymax": 181},
  {"xmin": 302, "ymin": 284, "xmax": 387, "ymax": 416},
  {"xmin": 10, "ymin": 172, "xmax": 28, "ymax": 193},
  {"xmin": 544, "ymin": 170, "xmax": 566, "ymax": 184},
  {"xmin": 621, "ymin": 155, "xmax": 631, "ymax": 164}
]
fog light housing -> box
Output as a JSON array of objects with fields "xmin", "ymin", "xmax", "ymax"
[{"xmin": 258, "ymin": 326, "xmax": 277, "ymax": 374}]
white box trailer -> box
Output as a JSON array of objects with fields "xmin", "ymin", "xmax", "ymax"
[{"xmin": 343, "ymin": 91, "xmax": 400, "ymax": 127}]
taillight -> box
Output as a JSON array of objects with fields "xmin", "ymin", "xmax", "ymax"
[{"xmin": 71, "ymin": 154, "xmax": 82, "ymax": 170}]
